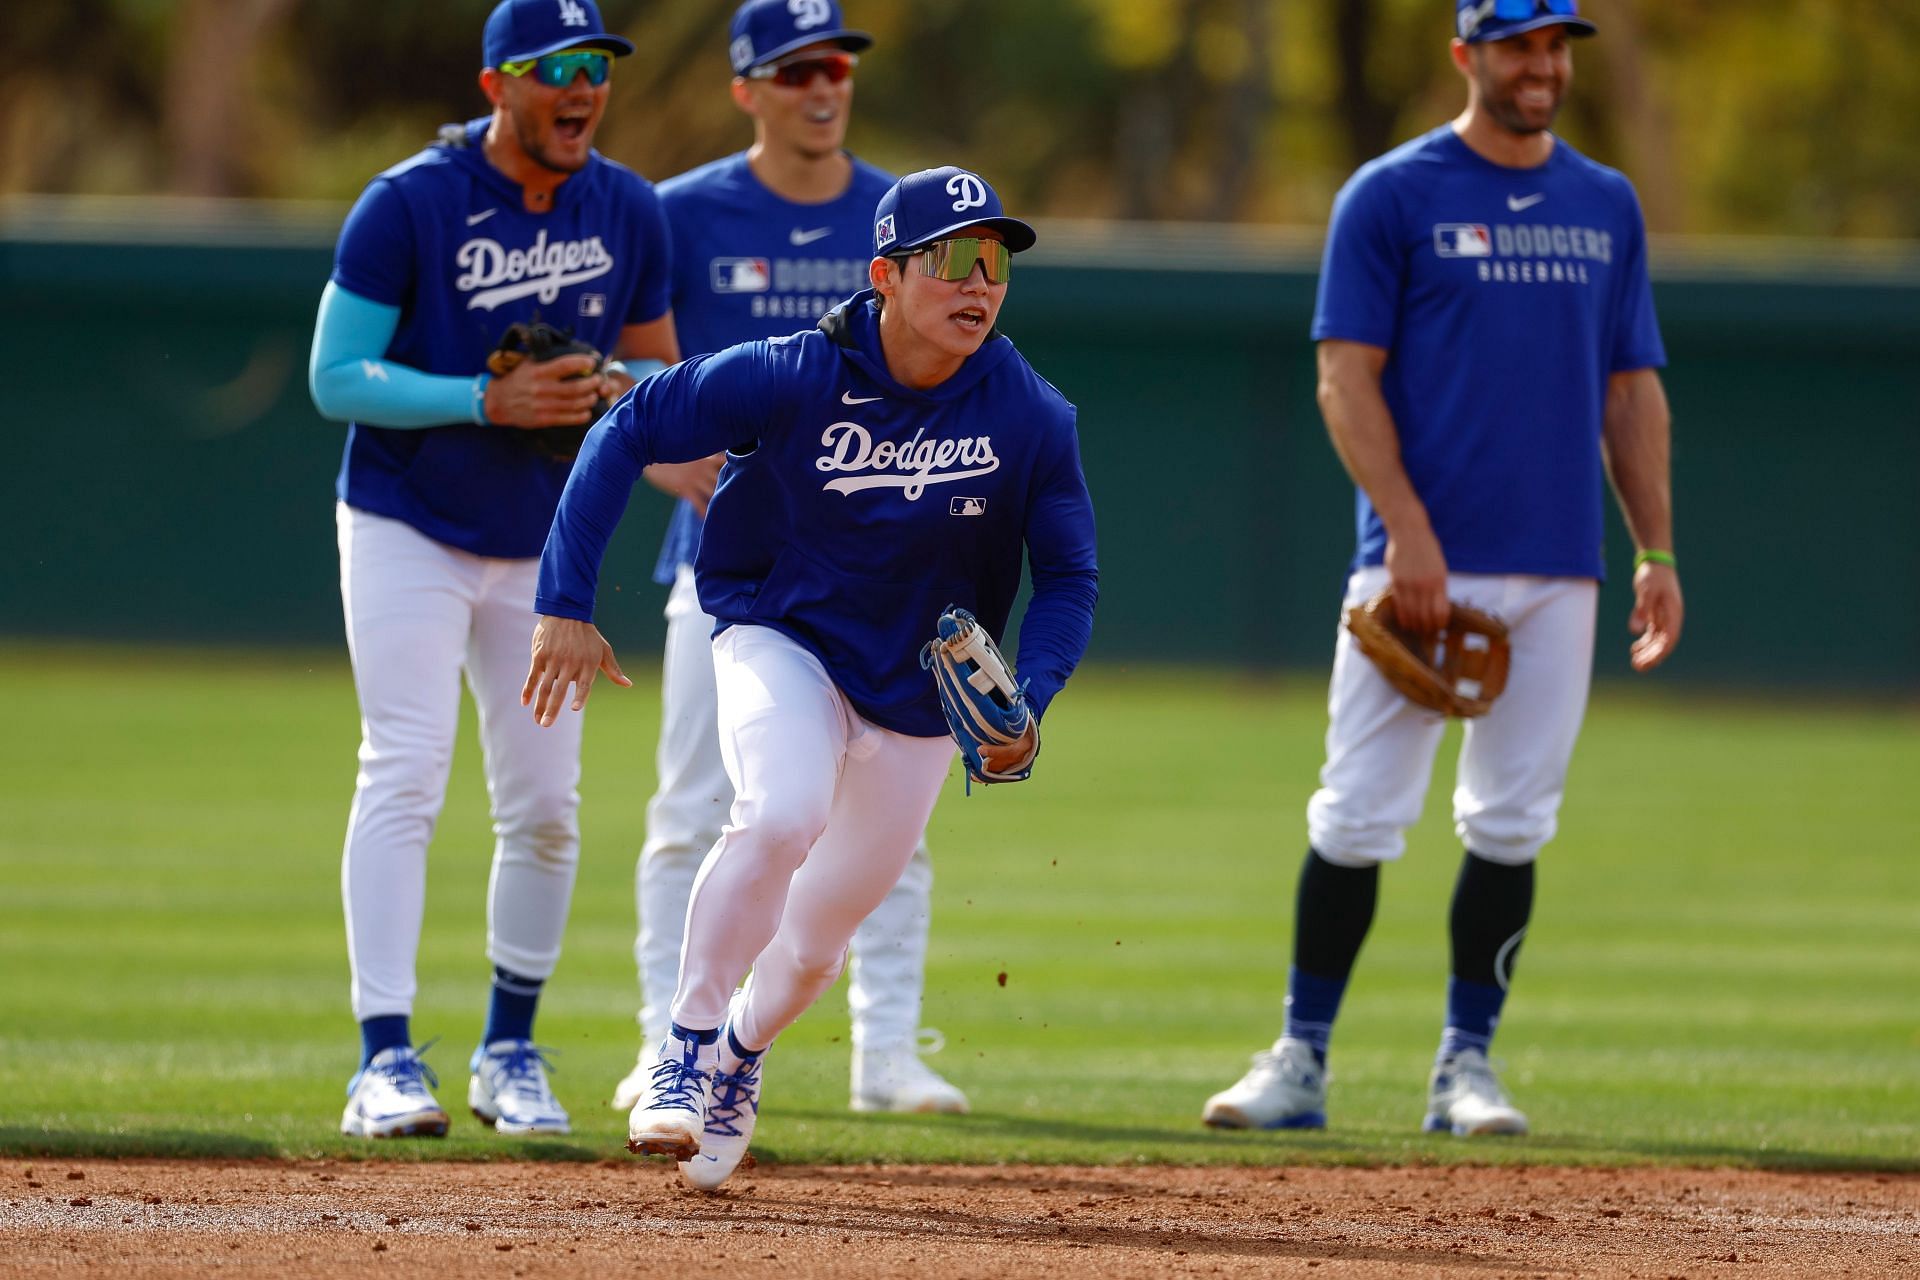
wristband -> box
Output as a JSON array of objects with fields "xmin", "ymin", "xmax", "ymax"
[
  {"xmin": 472, "ymin": 372, "xmax": 491, "ymax": 425},
  {"xmin": 1633, "ymin": 548, "xmax": 1676, "ymax": 571}
]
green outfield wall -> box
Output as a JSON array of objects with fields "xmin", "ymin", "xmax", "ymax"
[{"xmin": 3, "ymin": 200, "xmax": 1916, "ymax": 690}]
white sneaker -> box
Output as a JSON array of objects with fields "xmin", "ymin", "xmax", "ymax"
[
  {"xmin": 341, "ymin": 1045, "xmax": 450, "ymax": 1139},
  {"xmin": 680, "ymin": 1045, "xmax": 763, "ymax": 1191},
  {"xmin": 850, "ymin": 1030, "xmax": 969, "ymax": 1114},
  {"xmin": 468, "ymin": 1040, "xmax": 570, "ymax": 1135},
  {"xmin": 1423, "ymin": 1047, "xmax": 1529, "ymax": 1136},
  {"xmin": 609, "ymin": 1045, "xmax": 656, "ymax": 1113},
  {"xmin": 627, "ymin": 1028, "xmax": 716, "ymax": 1161},
  {"xmin": 1201, "ymin": 1037, "xmax": 1328, "ymax": 1130}
]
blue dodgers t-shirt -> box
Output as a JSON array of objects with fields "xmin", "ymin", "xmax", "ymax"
[
  {"xmin": 1312, "ymin": 125, "xmax": 1666, "ymax": 579},
  {"xmin": 649, "ymin": 152, "xmax": 896, "ymax": 584},
  {"xmin": 330, "ymin": 118, "xmax": 672, "ymax": 559}
]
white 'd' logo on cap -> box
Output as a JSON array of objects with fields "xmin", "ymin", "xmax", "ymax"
[
  {"xmin": 946, "ymin": 172, "xmax": 988, "ymax": 213},
  {"xmin": 789, "ymin": 0, "xmax": 831, "ymax": 30}
]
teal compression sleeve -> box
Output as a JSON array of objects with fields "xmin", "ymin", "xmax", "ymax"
[{"xmin": 308, "ymin": 281, "xmax": 489, "ymax": 428}]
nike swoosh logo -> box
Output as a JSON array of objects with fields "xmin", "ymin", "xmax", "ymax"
[
  {"xmin": 467, "ymin": 208, "xmax": 498, "ymax": 226},
  {"xmin": 789, "ymin": 226, "xmax": 833, "ymax": 246},
  {"xmin": 1507, "ymin": 193, "xmax": 1546, "ymax": 212},
  {"xmin": 841, "ymin": 391, "xmax": 882, "ymax": 405}
]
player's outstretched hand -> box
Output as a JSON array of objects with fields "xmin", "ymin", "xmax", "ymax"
[
  {"xmin": 1384, "ymin": 524, "xmax": 1450, "ymax": 634},
  {"xmin": 641, "ymin": 454, "xmax": 726, "ymax": 517},
  {"xmin": 524, "ymin": 616, "xmax": 631, "ymax": 726},
  {"xmin": 1628, "ymin": 561, "xmax": 1684, "ymax": 672},
  {"xmin": 486, "ymin": 354, "xmax": 604, "ymax": 429}
]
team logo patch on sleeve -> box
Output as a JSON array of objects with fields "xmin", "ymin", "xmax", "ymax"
[
  {"xmin": 710, "ymin": 258, "xmax": 772, "ymax": 293},
  {"xmin": 1434, "ymin": 224, "xmax": 1493, "ymax": 258}
]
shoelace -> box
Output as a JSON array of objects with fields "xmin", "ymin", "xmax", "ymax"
[
  {"xmin": 488, "ymin": 1042, "xmax": 559, "ymax": 1102},
  {"xmin": 378, "ymin": 1038, "xmax": 442, "ymax": 1092},
  {"xmin": 705, "ymin": 1062, "xmax": 761, "ymax": 1138},
  {"xmin": 647, "ymin": 1054, "xmax": 708, "ymax": 1115}
]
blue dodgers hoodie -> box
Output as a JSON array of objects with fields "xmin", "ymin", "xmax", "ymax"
[{"xmin": 537, "ymin": 290, "xmax": 1098, "ymax": 738}]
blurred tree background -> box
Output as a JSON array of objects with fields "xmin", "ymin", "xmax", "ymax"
[{"xmin": 2, "ymin": 0, "xmax": 1915, "ymax": 238}]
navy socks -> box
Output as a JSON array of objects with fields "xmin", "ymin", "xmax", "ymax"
[{"xmin": 482, "ymin": 965, "xmax": 545, "ymax": 1047}]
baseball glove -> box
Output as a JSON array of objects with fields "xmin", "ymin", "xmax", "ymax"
[
  {"xmin": 1344, "ymin": 588, "xmax": 1512, "ymax": 718},
  {"xmin": 486, "ymin": 320, "xmax": 606, "ymax": 460},
  {"xmin": 920, "ymin": 605, "xmax": 1039, "ymax": 789}
]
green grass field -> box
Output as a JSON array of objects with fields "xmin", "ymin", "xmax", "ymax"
[{"xmin": 1, "ymin": 644, "xmax": 1914, "ymax": 1170}]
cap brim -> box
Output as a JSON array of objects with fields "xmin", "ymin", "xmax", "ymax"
[
  {"xmin": 503, "ymin": 33, "xmax": 636, "ymax": 62},
  {"xmin": 1469, "ymin": 15, "xmax": 1598, "ymax": 42},
  {"xmin": 743, "ymin": 29, "xmax": 873, "ymax": 70},
  {"xmin": 897, "ymin": 216, "xmax": 1038, "ymax": 255}
]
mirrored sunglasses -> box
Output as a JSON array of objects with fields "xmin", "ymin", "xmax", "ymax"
[
  {"xmin": 896, "ymin": 237, "xmax": 1012, "ymax": 285},
  {"xmin": 747, "ymin": 51, "xmax": 858, "ymax": 88},
  {"xmin": 500, "ymin": 49, "xmax": 611, "ymax": 88},
  {"xmin": 1490, "ymin": 0, "xmax": 1580, "ymax": 19}
]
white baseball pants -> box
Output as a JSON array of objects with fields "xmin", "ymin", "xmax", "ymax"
[
  {"xmin": 637, "ymin": 567, "xmax": 938, "ymax": 1051},
  {"xmin": 669, "ymin": 623, "xmax": 954, "ymax": 1049},
  {"xmin": 1307, "ymin": 566, "xmax": 1598, "ymax": 868},
  {"xmin": 336, "ymin": 503, "xmax": 583, "ymax": 1021}
]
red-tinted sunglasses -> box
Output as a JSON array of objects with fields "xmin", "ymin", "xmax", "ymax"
[{"xmin": 747, "ymin": 51, "xmax": 858, "ymax": 88}]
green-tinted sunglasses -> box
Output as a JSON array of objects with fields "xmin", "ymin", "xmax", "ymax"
[
  {"xmin": 894, "ymin": 237, "xmax": 1012, "ymax": 285},
  {"xmin": 500, "ymin": 49, "xmax": 611, "ymax": 88}
]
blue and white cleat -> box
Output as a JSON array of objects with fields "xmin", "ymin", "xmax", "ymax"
[
  {"xmin": 1201, "ymin": 1037, "xmax": 1328, "ymax": 1130},
  {"xmin": 680, "ymin": 1048, "xmax": 764, "ymax": 1191},
  {"xmin": 468, "ymin": 1040, "xmax": 571, "ymax": 1135},
  {"xmin": 627, "ymin": 1027, "xmax": 717, "ymax": 1161},
  {"xmin": 341, "ymin": 1044, "xmax": 451, "ymax": 1139},
  {"xmin": 1423, "ymin": 1047, "xmax": 1529, "ymax": 1136}
]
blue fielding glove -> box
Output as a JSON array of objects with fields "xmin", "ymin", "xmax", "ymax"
[{"xmin": 920, "ymin": 606, "xmax": 1040, "ymax": 789}]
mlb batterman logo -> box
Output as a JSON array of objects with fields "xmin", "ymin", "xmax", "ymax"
[
  {"xmin": 876, "ymin": 213, "xmax": 897, "ymax": 249},
  {"xmin": 946, "ymin": 172, "xmax": 988, "ymax": 213}
]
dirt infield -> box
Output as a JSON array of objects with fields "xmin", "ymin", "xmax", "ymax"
[{"xmin": 3, "ymin": 1158, "xmax": 1915, "ymax": 1277}]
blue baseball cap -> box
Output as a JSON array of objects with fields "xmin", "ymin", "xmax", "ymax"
[
  {"xmin": 729, "ymin": 0, "xmax": 872, "ymax": 75},
  {"xmin": 873, "ymin": 167, "xmax": 1037, "ymax": 258},
  {"xmin": 1456, "ymin": 0, "xmax": 1597, "ymax": 44},
  {"xmin": 484, "ymin": 0, "xmax": 634, "ymax": 67}
]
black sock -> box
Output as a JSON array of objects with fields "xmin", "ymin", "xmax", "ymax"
[
  {"xmin": 1285, "ymin": 849, "xmax": 1379, "ymax": 1061},
  {"xmin": 1440, "ymin": 851, "xmax": 1534, "ymax": 1058},
  {"xmin": 1448, "ymin": 850, "xmax": 1534, "ymax": 987}
]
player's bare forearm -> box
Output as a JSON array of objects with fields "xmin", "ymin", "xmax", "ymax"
[
  {"xmin": 1601, "ymin": 368, "xmax": 1674, "ymax": 553},
  {"xmin": 1601, "ymin": 368, "xmax": 1683, "ymax": 672},
  {"xmin": 1316, "ymin": 340, "xmax": 1448, "ymax": 632},
  {"xmin": 523, "ymin": 616, "xmax": 631, "ymax": 726}
]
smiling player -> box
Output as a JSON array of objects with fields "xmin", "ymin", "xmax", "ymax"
[
  {"xmin": 308, "ymin": 0, "xmax": 678, "ymax": 1140},
  {"xmin": 1204, "ymin": 0, "xmax": 1682, "ymax": 1137}
]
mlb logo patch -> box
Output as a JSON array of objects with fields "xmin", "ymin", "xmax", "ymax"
[
  {"xmin": 577, "ymin": 293, "xmax": 606, "ymax": 317},
  {"xmin": 876, "ymin": 214, "xmax": 896, "ymax": 249},
  {"xmin": 950, "ymin": 496, "xmax": 986, "ymax": 516},
  {"xmin": 710, "ymin": 258, "xmax": 771, "ymax": 293},
  {"xmin": 1434, "ymin": 224, "xmax": 1493, "ymax": 258}
]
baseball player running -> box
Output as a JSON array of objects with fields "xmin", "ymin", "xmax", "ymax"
[
  {"xmin": 609, "ymin": 0, "xmax": 967, "ymax": 1119},
  {"xmin": 525, "ymin": 167, "xmax": 1098, "ymax": 1189},
  {"xmin": 308, "ymin": 0, "xmax": 678, "ymax": 1138},
  {"xmin": 1204, "ymin": 0, "xmax": 1683, "ymax": 1137}
]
